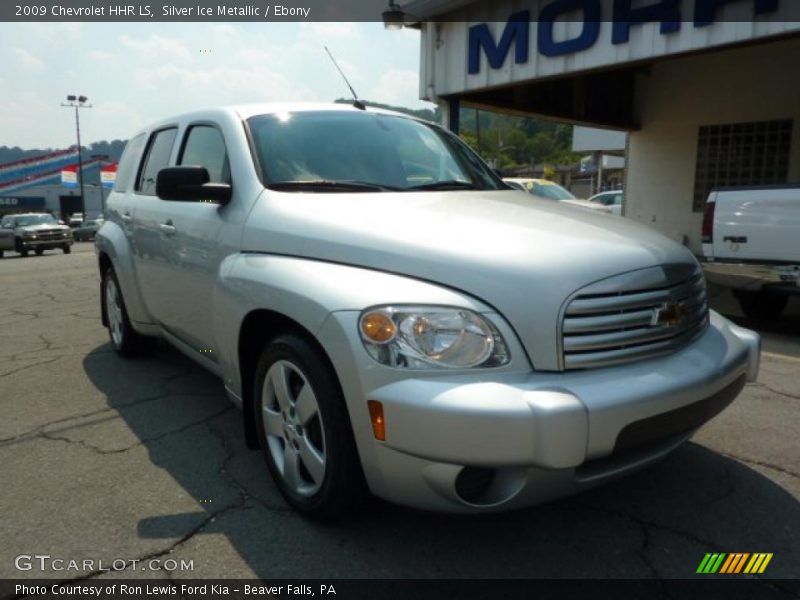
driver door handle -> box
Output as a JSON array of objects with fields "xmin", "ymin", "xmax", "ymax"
[
  {"xmin": 121, "ymin": 212, "xmax": 132, "ymax": 222},
  {"xmin": 159, "ymin": 221, "xmax": 176, "ymax": 236}
]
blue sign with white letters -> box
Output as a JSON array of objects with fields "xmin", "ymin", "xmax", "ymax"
[{"xmin": 467, "ymin": 0, "xmax": 781, "ymax": 74}]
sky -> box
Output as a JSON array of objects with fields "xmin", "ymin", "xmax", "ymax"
[{"xmin": 0, "ymin": 22, "xmax": 431, "ymax": 149}]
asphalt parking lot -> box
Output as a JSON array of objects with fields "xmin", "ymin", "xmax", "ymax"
[{"xmin": 0, "ymin": 243, "xmax": 798, "ymax": 580}]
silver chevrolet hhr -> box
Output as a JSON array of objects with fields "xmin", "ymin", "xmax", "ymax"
[{"xmin": 95, "ymin": 103, "xmax": 760, "ymax": 518}]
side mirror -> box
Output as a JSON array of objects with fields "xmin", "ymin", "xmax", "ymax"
[{"xmin": 156, "ymin": 166, "xmax": 232, "ymax": 205}]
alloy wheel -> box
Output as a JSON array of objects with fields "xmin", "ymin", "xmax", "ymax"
[{"xmin": 261, "ymin": 360, "xmax": 327, "ymax": 497}]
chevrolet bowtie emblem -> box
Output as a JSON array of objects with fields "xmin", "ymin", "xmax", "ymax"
[{"xmin": 652, "ymin": 302, "xmax": 688, "ymax": 328}]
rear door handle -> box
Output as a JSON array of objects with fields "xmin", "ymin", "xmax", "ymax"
[
  {"xmin": 159, "ymin": 222, "xmax": 176, "ymax": 236},
  {"xmin": 121, "ymin": 212, "xmax": 132, "ymax": 222},
  {"xmin": 723, "ymin": 236, "xmax": 747, "ymax": 244}
]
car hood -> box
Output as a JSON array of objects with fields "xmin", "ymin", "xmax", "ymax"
[
  {"xmin": 242, "ymin": 189, "xmax": 697, "ymax": 369},
  {"xmin": 17, "ymin": 223, "xmax": 69, "ymax": 232}
]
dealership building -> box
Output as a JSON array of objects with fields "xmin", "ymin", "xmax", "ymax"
[{"xmin": 405, "ymin": 0, "xmax": 800, "ymax": 253}]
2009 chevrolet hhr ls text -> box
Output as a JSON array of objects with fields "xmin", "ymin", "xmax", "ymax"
[{"xmin": 96, "ymin": 104, "xmax": 760, "ymax": 517}]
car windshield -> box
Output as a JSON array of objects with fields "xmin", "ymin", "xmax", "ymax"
[
  {"xmin": 247, "ymin": 111, "xmax": 505, "ymax": 192},
  {"xmin": 14, "ymin": 214, "xmax": 57, "ymax": 226},
  {"xmin": 529, "ymin": 182, "xmax": 576, "ymax": 201}
]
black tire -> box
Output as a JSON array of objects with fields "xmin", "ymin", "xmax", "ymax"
[
  {"xmin": 735, "ymin": 290, "xmax": 789, "ymax": 320},
  {"xmin": 35, "ymin": 247, "xmax": 44, "ymax": 256},
  {"xmin": 101, "ymin": 266, "xmax": 156, "ymax": 357},
  {"xmin": 0, "ymin": 250, "xmax": 3, "ymax": 259},
  {"xmin": 253, "ymin": 334, "xmax": 367, "ymax": 519},
  {"xmin": 63, "ymin": 244, "xmax": 72, "ymax": 254}
]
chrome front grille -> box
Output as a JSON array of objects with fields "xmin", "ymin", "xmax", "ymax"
[
  {"xmin": 562, "ymin": 265, "xmax": 709, "ymax": 370},
  {"xmin": 37, "ymin": 230, "xmax": 63, "ymax": 241}
]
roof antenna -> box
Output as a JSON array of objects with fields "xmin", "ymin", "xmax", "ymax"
[{"xmin": 324, "ymin": 45, "xmax": 366, "ymax": 110}]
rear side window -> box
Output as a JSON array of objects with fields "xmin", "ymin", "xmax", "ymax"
[
  {"xmin": 114, "ymin": 133, "xmax": 146, "ymax": 193},
  {"xmin": 137, "ymin": 128, "xmax": 178, "ymax": 195},
  {"xmin": 179, "ymin": 125, "xmax": 230, "ymax": 184}
]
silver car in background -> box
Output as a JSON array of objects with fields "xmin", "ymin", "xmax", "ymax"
[
  {"xmin": 72, "ymin": 216, "xmax": 105, "ymax": 241},
  {"xmin": 589, "ymin": 190, "xmax": 625, "ymax": 216},
  {"xmin": 96, "ymin": 104, "xmax": 759, "ymax": 517},
  {"xmin": 0, "ymin": 213, "xmax": 73, "ymax": 257}
]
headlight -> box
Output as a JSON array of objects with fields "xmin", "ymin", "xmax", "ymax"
[{"xmin": 359, "ymin": 306, "xmax": 509, "ymax": 369}]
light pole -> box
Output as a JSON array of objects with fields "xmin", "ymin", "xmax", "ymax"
[{"xmin": 61, "ymin": 95, "xmax": 92, "ymax": 222}]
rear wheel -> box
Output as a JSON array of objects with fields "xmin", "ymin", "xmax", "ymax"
[
  {"xmin": 0, "ymin": 249, "xmax": 4, "ymax": 258},
  {"xmin": 102, "ymin": 266, "xmax": 155, "ymax": 356},
  {"xmin": 254, "ymin": 334, "xmax": 366, "ymax": 519},
  {"xmin": 35, "ymin": 247, "xmax": 44, "ymax": 256},
  {"xmin": 735, "ymin": 290, "xmax": 789, "ymax": 320}
]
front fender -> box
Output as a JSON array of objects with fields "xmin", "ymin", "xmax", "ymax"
[
  {"xmin": 95, "ymin": 221, "xmax": 152, "ymax": 325},
  {"xmin": 213, "ymin": 253, "xmax": 493, "ymax": 399}
]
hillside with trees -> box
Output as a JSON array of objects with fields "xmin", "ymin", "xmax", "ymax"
[
  {"xmin": 0, "ymin": 140, "xmax": 126, "ymax": 165},
  {"xmin": 459, "ymin": 109, "xmax": 579, "ymax": 171},
  {"xmin": 3, "ymin": 103, "xmax": 578, "ymax": 174},
  {"xmin": 334, "ymin": 98, "xmax": 579, "ymax": 172}
]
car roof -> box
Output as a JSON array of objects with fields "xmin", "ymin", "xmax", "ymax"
[
  {"xmin": 136, "ymin": 102, "xmax": 429, "ymax": 137},
  {"xmin": 234, "ymin": 102, "xmax": 423, "ymax": 121}
]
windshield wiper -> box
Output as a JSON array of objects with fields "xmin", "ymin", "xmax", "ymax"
[
  {"xmin": 268, "ymin": 180, "xmax": 400, "ymax": 192},
  {"xmin": 404, "ymin": 180, "xmax": 479, "ymax": 191}
]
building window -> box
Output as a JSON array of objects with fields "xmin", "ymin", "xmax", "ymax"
[{"xmin": 692, "ymin": 119, "xmax": 793, "ymax": 212}]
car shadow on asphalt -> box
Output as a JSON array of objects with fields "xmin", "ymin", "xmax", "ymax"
[
  {"xmin": 708, "ymin": 288, "xmax": 800, "ymax": 360},
  {"xmin": 82, "ymin": 342, "xmax": 800, "ymax": 579}
]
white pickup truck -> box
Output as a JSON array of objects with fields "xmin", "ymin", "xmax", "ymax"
[{"xmin": 701, "ymin": 185, "xmax": 800, "ymax": 319}]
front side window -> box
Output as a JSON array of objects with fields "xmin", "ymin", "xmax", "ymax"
[
  {"xmin": 137, "ymin": 128, "xmax": 177, "ymax": 196},
  {"xmin": 179, "ymin": 125, "xmax": 230, "ymax": 184},
  {"xmin": 247, "ymin": 111, "xmax": 504, "ymax": 192}
]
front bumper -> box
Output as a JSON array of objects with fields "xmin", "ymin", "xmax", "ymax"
[
  {"xmin": 702, "ymin": 259, "xmax": 800, "ymax": 294},
  {"xmin": 20, "ymin": 237, "xmax": 72, "ymax": 249},
  {"xmin": 321, "ymin": 310, "xmax": 759, "ymax": 512}
]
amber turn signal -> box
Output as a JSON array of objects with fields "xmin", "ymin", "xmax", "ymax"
[
  {"xmin": 360, "ymin": 311, "xmax": 397, "ymax": 343},
  {"xmin": 367, "ymin": 400, "xmax": 386, "ymax": 441}
]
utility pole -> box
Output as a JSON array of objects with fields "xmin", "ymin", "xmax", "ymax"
[{"xmin": 61, "ymin": 95, "xmax": 92, "ymax": 223}]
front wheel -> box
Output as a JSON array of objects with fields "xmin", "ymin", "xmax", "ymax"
[
  {"xmin": 35, "ymin": 247, "xmax": 44, "ymax": 256},
  {"xmin": 254, "ymin": 334, "xmax": 366, "ymax": 519},
  {"xmin": 62, "ymin": 244, "xmax": 72, "ymax": 254},
  {"xmin": 102, "ymin": 267, "xmax": 155, "ymax": 356}
]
